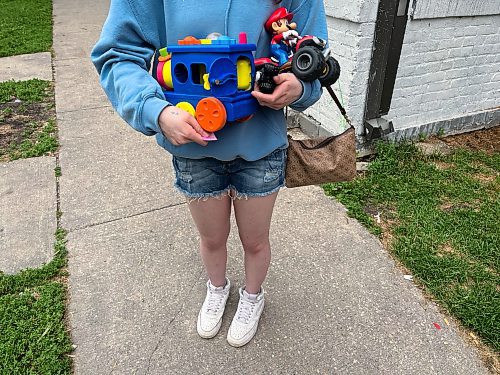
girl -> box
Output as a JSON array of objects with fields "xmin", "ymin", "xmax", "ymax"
[{"xmin": 92, "ymin": 0, "xmax": 328, "ymax": 347}]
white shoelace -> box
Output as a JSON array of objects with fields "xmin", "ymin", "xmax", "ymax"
[
  {"xmin": 205, "ymin": 289, "xmax": 227, "ymax": 314},
  {"xmin": 236, "ymin": 298, "xmax": 255, "ymax": 324}
]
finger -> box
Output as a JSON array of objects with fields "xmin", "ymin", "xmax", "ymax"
[
  {"xmin": 260, "ymin": 87, "xmax": 285, "ymax": 102},
  {"xmin": 252, "ymin": 90, "xmax": 276, "ymax": 107},
  {"xmin": 267, "ymin": 87, "xmax": 288, "ymax": 105},
  {"xmin": 184, "ymin": 128, "xmax": 208, "ymax": 146},
  {"xmin": 185, "ymin": 115, "xmax": 209, "ymax": 137},
  {"xmin": 273, "ymin": 74, "xmax": 289, "ymax": 85},
  {"xmin": 252, "ymin": 90, "xmax": 268, "ymax": 101},
  {"xmin": 252, "ymin": 89, "xmax": 286, "ymax": 109}
]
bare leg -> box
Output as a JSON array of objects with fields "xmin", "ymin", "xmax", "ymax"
[
  {"xmin": 187, "ymin": 195, "xmax": 231, "ymax": 287},
  {"xmin": 233, "ymin": 191, "xmax": 279, "ymax": 294}
]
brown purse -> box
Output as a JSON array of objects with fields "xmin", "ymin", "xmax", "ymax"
[
  {"xmin": 285, "ymin": 126, "xmax": 356, "ymax": 188},
  {"xmin": 285, "ymin": 85, "xmax": 356, "ymax": 188}
]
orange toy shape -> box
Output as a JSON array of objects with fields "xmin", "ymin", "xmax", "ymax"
[
  {"xmin": 178, "ymin": 36, "xmax": 201, "ymax": 45},
  {"xmin": 196, "ymin": 97, "xmax": 227, "ymax": 132}
]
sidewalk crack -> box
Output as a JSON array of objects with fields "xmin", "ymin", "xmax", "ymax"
[
  {"xmin": 145, "ymin": 267, "xmax": 204, "ymax": 374},
  {"xmin": 58, "ymin": 104, "xmax": 111, "ymax": 114},
  {"xmin": 70, "ymin": 202, "xmax": 187, "ymax": 232}
]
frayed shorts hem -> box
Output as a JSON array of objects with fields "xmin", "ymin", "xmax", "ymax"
[{"xmin": 174, "ymin": 183, "xmax": 284, "ymax": 202}]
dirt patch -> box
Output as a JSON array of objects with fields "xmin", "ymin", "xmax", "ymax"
[
  {"xmin": 436, "ymin": 242, "xmax": 456, "ymax": 257},
  {"xmin": 439, "ymin": 198, "xmax": 481, "ymax": 213},
  {"xmin": 473, "ymin": 173, "xmax": 498, "ymax": 184},
  {"xmin": 437, "ymin": 126, "xmax": 500, "ymax": 155},
  {"xmin": 379, "ymin": 218, "xmax": 398, "ymax": 249},
  {"xmin": 432, "ymin": 160, "xmax": 454, "ymax": 170},
  {"xmin": 0, "ymin": 84, "xmax": 55, "ymax": 161}
]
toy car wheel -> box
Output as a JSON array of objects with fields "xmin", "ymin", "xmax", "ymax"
[
  {"xmin": 319, "ymin": 56, "xmax": 341, "ymax": 87},
  {"xmin": 262, "ymin": 63, "xmax": 280, "ymax": 76},
  {"xmin": 256, "ymin": 63, "xmax": 279, "ymax": 94},
  {"xmin": 292, "ymin": 46, "xmax": 325, "ymax": 82},
  {"xmin": 196, "ymin": 97, "xmax": 227, "ymax": 132},
  {"xmin": 258, "ymin": 80, "xmax": 276, "ymax": 94}
]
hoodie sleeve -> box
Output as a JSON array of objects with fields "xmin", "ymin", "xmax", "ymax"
[
  {"xmin": 287, "ymin": 0, "xmax": 329, "ymax": 112},
  {"xmin": 91, "ymin": 0, "xmax": 168, "ymax": 136}
]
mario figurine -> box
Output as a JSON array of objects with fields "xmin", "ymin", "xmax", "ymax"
[{"xmin": 265, "ymin": 7, "xmax": 299, "ymax": 67}]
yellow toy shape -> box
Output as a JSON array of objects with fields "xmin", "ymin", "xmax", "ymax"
[
  {"xmin": 175, "ymin": 101, "xmax": 196, "ymax": 116},
  {"xmin": 203, "ymin": 73, "xmax": 211, "ymax": 90},
  {"xmin": 236, "ymin": 58, "xmax": 252, "ymax": 90},
  {"xmin": 162, "ymin": 59, "xmax": 173, "ymax": 89}
]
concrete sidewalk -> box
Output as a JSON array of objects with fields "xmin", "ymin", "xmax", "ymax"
[
  {"xmin": 0, "ymin": 52, "xmax": 56, "ymax": 274},
  {"xmin": 52, "ymin": 0, "xmax": 489, "ymax": 374},
  {"xmin": 0, "ymin": 52, "xmax": 53, "ymax": 82}
]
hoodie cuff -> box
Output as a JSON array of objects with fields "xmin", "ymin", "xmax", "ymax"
[
  {"xmin": 289, "ymin": 79, "xmax": 312, "ymax": 111},
  {"xmin": 141, "ymin": 95, "xmax": 170, "ymax": 135}
]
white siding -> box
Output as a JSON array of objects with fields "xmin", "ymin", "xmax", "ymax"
[
  {"xmin": 387, "ymin": 15, "xmax": 500, "ymax": 130},
  {"xmin": 411, "ymin": 0, "xmax": 500, "ymax": 19}
]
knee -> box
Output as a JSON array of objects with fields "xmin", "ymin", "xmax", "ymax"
[
  {"xmin": 200, "ymin": 232, "xmax": 229, "ymax": 252},
  {"xmin": 241, "ymin": 238, "xmax": 270, "ymax": 255}
]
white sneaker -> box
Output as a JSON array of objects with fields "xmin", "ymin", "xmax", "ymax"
[
  {"xmin": 227, "ymin": 287, "xmax": 265, "ymax": 347},
  {"xmin": 197, "ymin": 278, "xmax": 231, "ymax": 339}
]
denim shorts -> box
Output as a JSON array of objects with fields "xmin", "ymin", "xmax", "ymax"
[{"xmin": 172, "ymin": 148, "xmax": 287, "ymax": 200}]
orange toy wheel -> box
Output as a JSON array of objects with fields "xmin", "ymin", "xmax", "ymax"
[{"xmin": 196, "ymin": 97, "xmax": 227, "ymax": 132}]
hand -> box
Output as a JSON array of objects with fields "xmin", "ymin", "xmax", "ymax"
[
  {"xmin": 283, "ymin": 30, "xmax": 299, "ymax": 40},
  {"xmin": 158, "ymin": 106, "xmax": 209, "ymax": 146},
  {"xmin": 252, "ymin": 73, "xmax": 303, "ymax": 110}
]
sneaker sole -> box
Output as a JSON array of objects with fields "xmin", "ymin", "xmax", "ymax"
[
  {"xmin": 197, "ymin": 312, "xmax": 224, "ymax": 339},
  {"xmin": 227, "ymin": 323, "xmax": 258, "ymax": 347},
  {"xmin": 227, "ymin": 300, "xmax": 264, "ymax": 347}
]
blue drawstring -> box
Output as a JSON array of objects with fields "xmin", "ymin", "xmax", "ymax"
[{"xmin": 224, "ymin": 0, "xmax": 233, "ymax": 36}]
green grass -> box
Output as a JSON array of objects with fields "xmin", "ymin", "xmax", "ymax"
[
  {"xmin": 8, "ymin": 119, "xmax": 58, "ymax": 160},
  {"xmin": 0, "ymin": 229, "xmax": 72, "ymax": 374},
  {"xmin": 323, "ymin": 141, "xmax": 500, "ymax": 352},
  {"xmin": 0, "ymin": 79, "xmax": 51, "ymax": 104},
  {"xmin": 0, "ymin": 0, "xmax": 52, "ymax": 57}
]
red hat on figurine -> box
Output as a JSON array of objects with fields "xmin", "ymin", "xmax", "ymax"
[{"xmin": 265, "ymin": 7, "xmax": 294, "ymax": 32}]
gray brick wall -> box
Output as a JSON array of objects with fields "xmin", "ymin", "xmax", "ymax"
[{"xmin": 387, "ymin": 14, "xmax": 500, "ymax": 130}]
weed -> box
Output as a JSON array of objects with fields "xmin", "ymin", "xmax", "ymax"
[
  {"xmin": 1, "ymin": 107, "xmax": 13, "ymax": 116},
  {"xmin": 8, "ymin": 119, "xmax": 58, "ymax": 160}
]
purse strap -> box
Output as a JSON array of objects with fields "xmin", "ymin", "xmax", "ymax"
[
  {"xmin": 325, "ymin": 85, "xmax": 351, "ymax": 126},
  {"xmin": 286, "ymin": 83, "xmax": 354, "ymax": 149}
]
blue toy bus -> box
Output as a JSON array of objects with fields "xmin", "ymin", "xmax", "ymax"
[{"xmin": 155, "ymin": 33, "xmax": 258, "ymax": 133}]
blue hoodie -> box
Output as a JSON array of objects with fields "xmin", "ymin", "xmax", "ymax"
[{"xmin": 91, "ymin": 0, "xmax": 328, "ymax": 161}]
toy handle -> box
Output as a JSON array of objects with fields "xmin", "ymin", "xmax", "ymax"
[{"xmin": 211, "ymin": 73, "xmax": 237, "ymax": 86}]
